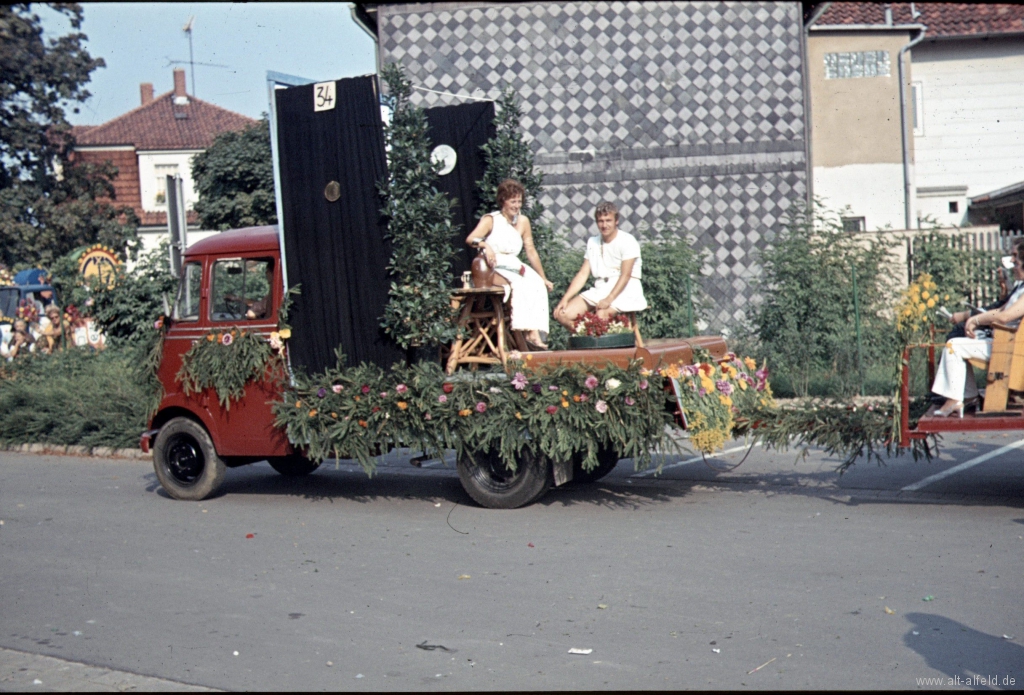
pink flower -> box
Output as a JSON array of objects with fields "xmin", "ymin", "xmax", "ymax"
[
  {"xmin": 221, "ymin": 333, "xmax": 234, "ymax": 346},
  {"xmin": 579, "ymin": 394, "xmax": 589, "ymax": 402},
  {"xmin": 624, "ymin": 396, "xmax": 635, "ymax": 405},
  {"xmin": 698, "ymin": 387, "xmax": 707, "ymax": 397},
  {"xmin": 396, "ymin": 384, "xmax": 408, "ymax": 394},
  {"xmin": 361, "ymin": 385, "xmax": 370, "ymax": 394},
  {"xmin": 379, "ymin": 392, "xmax": 388, "ymax": 399},
  {"xmin": 424, "ymin": 412, "xmax": 432, "ymax": 420},
  {"xmin": 639, "ymin": 379, "xmax": 649, "ymax": 390},
  {"xmin": 546, "ymin": 405, "xmax": 558, "ymax": 415},
  {"xmin": 511, "ymin": 372, "xmax": 528, "ymax": 390},
  {"xmin": 508, "ymin": 350, "xmax": 522, "ymax": 361},
  {"xmin": 716, "ymin": 380, "xmax": 734, "ymax": 396},
  {"xmin": 332, "ymin": 384, "xmax": 343, "ymax": 394},
  {"xmin": 584, "ymin": 375, "xmax": 599, "ymax": 390},
  {"xmin": 595, "ymin": 400, "xmax": 608, "ymax": 414},
  {"xmin": 438, "ymin": 394, "xmax": 447, "ymax": 403},
  {"xmin": 153, "ymin": 318, "xmax": 164, "ymax": 330},
  {"xmin": 475, "ymin": 402, "xmax": 487, "ymax": 413},
  {"xmin": 548, "ymin": 385, "xmax": 559, "ymax": 391}
]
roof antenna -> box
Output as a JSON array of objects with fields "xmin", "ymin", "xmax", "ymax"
[{"xmin": 183, "ymin": 16, "xmax": 195, "ymax": 97}]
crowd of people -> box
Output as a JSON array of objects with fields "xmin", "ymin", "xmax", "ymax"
[{"xmin": 0, "ymin": 293, "xmax": 101, "ymax": 361}]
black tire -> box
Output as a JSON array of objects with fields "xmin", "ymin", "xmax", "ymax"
[
  {"xmin": 268, "ymin": 454, "xmax": 320, "ymax": 477},
  {"xmin": 152, "ymin": 417, "xmax": 226, "ymax": 500},
  {"xmin": 572, "ymin": 446, "xmax": 620, "ymax": 484},
  {"xmin": 457, "ymin": 448, "xmax": 552, "ymax": 509}
]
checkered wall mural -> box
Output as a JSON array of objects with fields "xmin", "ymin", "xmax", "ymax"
[{"xmin": 377, "ymin": 1, "xmax": 808, "ymax": 328}]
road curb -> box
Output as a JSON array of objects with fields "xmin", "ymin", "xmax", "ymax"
[{"xmin": 0, "ymin": 443, "xmax": 151, "ymax": 459}]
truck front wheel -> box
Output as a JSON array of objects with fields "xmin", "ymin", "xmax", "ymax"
[
  {"xmin": 152, "ymin": 417, "xmax": 226, "ymax": 501},
  {"xmin": 457, "ymin": 448, "xmax": 551, "ymax": 509}
]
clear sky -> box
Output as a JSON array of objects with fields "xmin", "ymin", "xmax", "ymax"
[{"xmin": 41, "ymin": 3, "xmax": 378, "ymax": 126}]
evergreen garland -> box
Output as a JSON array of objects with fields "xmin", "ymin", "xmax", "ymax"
[
  {"xmin": 176, "ymin": 327, "xmax": 280, "ymax": 409},
  {"xmin": 378, "ymin": 63, "xmax": 459, "ymax": 350}
]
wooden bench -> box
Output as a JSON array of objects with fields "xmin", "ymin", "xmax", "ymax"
[{"xmin": 968, "ymin": 321, "xmax": 1024, "ymax": 413}]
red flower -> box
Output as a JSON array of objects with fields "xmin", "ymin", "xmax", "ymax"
[
  {"xmin": 545, "ymin": 405, "xmax": 558, "ymax": 415},
  {"xmin": 442, "ymin": 382, "xmax": 454, "ymax": 394}
]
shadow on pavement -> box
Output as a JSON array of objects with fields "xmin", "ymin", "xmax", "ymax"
[{"xmin": 903, "ymin": 613, "xmax": 1024, "ymax": 689}]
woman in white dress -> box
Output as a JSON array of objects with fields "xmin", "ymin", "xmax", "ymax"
[
  {"xmin": 931, "ymin": 243, "xmax": 1024, "ymax": 416},
  {"xmin": 466, "ymin": 179, "xmax": 554, "ymax": 349}
]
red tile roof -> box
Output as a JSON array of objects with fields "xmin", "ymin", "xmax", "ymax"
[
  {"xmin": 816, "ymin": 3, "xmax": 1024, "ymax": 38},
  {"xmin": 72, "ymin": 90, "xmax": 255, "ymax": 151}
]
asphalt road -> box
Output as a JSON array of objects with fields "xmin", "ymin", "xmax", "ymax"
[{"xmin": 1, "ymin": 433, "xmax": 1022, "ymax": 691}]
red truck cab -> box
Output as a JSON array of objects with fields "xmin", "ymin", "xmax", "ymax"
[{"xmin": 142, "ymin": 226, "xmax": 305, "ymax": 499}]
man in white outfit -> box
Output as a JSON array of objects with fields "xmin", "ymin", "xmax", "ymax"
[{"xmin": 554, "ymin": 201, "xmax": 647, "ymax": 329}]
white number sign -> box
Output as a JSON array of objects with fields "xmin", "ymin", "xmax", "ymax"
[{"xmin": 313, "ymin": 81, "xmax": 336, "ymax": 112}]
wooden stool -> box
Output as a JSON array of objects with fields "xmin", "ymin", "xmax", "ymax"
[
  {"xmin": 446, "ymin": 287, "xmax": 517, "ymax": 374},
  {"xmin": 621, "ymin": 311, "xmax": 645, "ymax": 348}
]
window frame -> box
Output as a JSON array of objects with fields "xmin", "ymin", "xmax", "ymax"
[
  {"xmin": 174, "ymin": 260, "xmax": 203, "ymax": 322},
  {"xmin": 208, "ymin": 256, "xmax": 276, "ymax": 323}
]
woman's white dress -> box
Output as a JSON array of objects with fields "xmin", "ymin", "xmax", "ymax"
[
  {"xmin": 486, "ymin": 212, "xmax": 549, "ymax": 336},
  {"xmin": 932, "ymin": 283, "xmax": 1024, "ymax": 400}
]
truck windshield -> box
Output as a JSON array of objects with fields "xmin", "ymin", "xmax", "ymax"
[
  {"xmin": 210, "ymin": 258, "xmax": 273, "ymax": 321},
  {"xmin": 175, "ymin": 262, "xmax": 202, "ymax": 321}
]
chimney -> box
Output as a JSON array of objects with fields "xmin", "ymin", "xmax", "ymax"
[
  {"xmin": 172, "ymin": 68, "xmax": 189, "ymax": 104},
  {"xmin": 140, "ymin": 83, "xmax": 154, "ymax": 106}
]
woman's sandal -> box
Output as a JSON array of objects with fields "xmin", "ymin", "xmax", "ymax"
[{"xmin": 934, "ymin": 400, "xmax": 964, "ymax": 418}]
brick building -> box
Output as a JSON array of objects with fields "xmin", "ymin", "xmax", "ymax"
[{"xmin": 72, "ymin": 68, "xmax": 254, "ymax": 246}]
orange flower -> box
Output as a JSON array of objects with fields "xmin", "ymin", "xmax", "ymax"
[
  {"xmin": 561, "ymin": 399, "xmax": 569, "ymax": 408},
  {"xmin": 663, "ymin": 365, "xmax": 680, "ymax": 379},
  {"xmin": 572, "ymin": 395, "xmax": 581, "ymax": 402},
  {"xmin": 308, "ymin": 409, "xmax": 317, "ymax": 417},
  {"xmin": 330, "ymin": 412, "xmax": 338, "ymax": 419},
  {"xmin": 295, "ymin": 400, "xmax": 303, "ymax": 408},
  {"xmin": 358, "ymin": 419, "xmax": 368, "ymax": 428},
  {"xmin": 396, "ymin": 401, "xmax": 408, "ymax": 410},
  {"xmin": 206, "ymin": 334, "xmax": 215, "ymax": 342},
  {"xmin": 699, "ymin": 363, "xmax": 714, "ymax": 377},
  {"xmin": 522, "ymin": 392, "xmax": 528, "ymax": 398},
  {"xmin": 354, "ymin": 395, "xmax": 361, "ymax": 402},
  {"xmin": 459, "ymin": 408, "xmax": 472, "ymax": 417}
]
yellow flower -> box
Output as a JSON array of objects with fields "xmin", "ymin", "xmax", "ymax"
[
  {"xmin": 522, "ymin": 392, "xmax": 528, "ymax": 398},
  {"xmin": 944, "ymin": 294, "xmax": 950, "ymax": 301},
  {"xmin": 561, "ymin": 399, "xmax": 569, "ymax": 408},
  {"xmin": 396, "ymin": 401, "xmax": 408, "ymax": 410},
  {"xmin": 278, "ymin": 328, "xmax": 291, "ymax": 339},
  {"xmin": 514, "ymin": 412, "xmax": 522, "ymax": 419},
  {"xmin": 663, "ymin": 365, "xmax": 680, "ymax": 379},
  {"xmin": 921, "ymin": 290, "xmax": 930, "ymax": 299},
  {"xmin": 719, "ymin": 395, "xmax": 733, "ymax": 407},
  {"xmin": 743, "ymin": 357, "xmax": 756, "ymax": 370},
  {"xmin": 526, "ymin": 354, "xmax": 532, "ymax": 360},
  {"xmin": 330, "ymin": 412, "xmax": 337, "ymax": 419},
  {"xmin": 927, "ymin": 298, "xmax": 936, "ymax": 308},
  {"xmin": 738, "ymin": 379, "xmax": 748, "ymax": 390}
]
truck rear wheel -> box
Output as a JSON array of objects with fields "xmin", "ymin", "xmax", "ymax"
[
  {"xmin": 268, "ymin": 454, "xmax": 320, "ymax": 477},
  {"xmin": 572, "ymin": 446, "xmax": 620, "ymax": 484},
  {"xmin": 152, "ymin": 417, "xmax": 226, "ymax": 501},
  {"xmin": 457, "ymin": 448, "xmax": 552, "ymax": 509}
]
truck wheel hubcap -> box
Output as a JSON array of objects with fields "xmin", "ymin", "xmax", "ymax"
[{"xmin": 165, "ymin": 435, "xmax": 204, "ymax": 485}]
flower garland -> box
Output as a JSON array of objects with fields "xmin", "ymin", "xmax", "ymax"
[
  {"xmin": 273, "ymin": 350, "xmax": 669, "ymax": 475},
  {"xmin": 176, "ymin": 327, "xmax": 282, "ymax": 408}
]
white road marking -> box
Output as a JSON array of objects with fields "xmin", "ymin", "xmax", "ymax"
[
  {"xmin": 901, "ymin": 438, "xmax": 1024, "ymax": 491},
  {"xmin": 631, "ymin": 443, "xmax": 757, "ymax": 477}
]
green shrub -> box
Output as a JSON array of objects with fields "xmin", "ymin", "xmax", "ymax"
[
  {"xmin": 0, "ymin": 347, "xmax": 149, "ymax": 449},
  {"xmin": 750, "ymin": 202, "xmax": 898, "ymax": 398}
]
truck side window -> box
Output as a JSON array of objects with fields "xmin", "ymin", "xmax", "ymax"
[
  {"xmin": 175, "ymin": 262, "xmax": 202, "ymax": 321},
  {"xmin": 210, "ymin": 258, "xmax": 274, "ymax": 322}
]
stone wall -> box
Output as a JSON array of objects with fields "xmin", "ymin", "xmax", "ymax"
[{"xmin": 377, "ymin": 1, "xmax": 809, "ymax": 328}]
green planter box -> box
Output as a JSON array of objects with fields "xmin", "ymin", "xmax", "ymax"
[{"xmin": 568, "ymin": 333, "xmax": 636, "ymax": 350}]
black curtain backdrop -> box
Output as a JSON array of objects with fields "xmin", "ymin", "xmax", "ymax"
[
  {"xmin": 275, "ymin": 76, "xmax": 404, "ymax": 373},
  {"xmin": 424, "ymin": 101, "xmax": 495, "ymax": 278}
]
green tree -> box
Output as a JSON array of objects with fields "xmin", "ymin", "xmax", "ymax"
[
  {"xmin": 751, "ymin": 202, "xmax": 897, "ymax": 397},
  {"xmin": 0, "ymin": 3, "xmax": 138, "ymax": 267},
  {"xmin": 477, "ymin": 88, "xmax": 555, "ymax": 260},
  {"xmin": 191, "ymin": 117, "xmax": 277, "ymax": 230},
  {"xmin": 378, "ymin": 63, "xmax": 458, "ymax": 351}
]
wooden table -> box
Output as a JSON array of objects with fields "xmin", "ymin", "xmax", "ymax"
[{"xmin": 445, "ymin": 287, "xmax": 527, "ymax": 374}]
